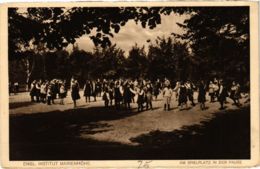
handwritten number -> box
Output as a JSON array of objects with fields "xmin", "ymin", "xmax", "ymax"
[{"xmin": 138, "ymin": 160, "xmax": 152, "ymax": 169}]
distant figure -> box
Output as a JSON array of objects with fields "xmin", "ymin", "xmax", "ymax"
[
  {"xmin": 50, "ymin": 81, "xmax": 56, "ymax": 104},
  {"xmin": 40, "ymin": 82, "xmax": 47, "ymax": 103},
  {"xmin": 71, "ymin": 80, "xmax": 80, "ymax": 108},
  {"xmin": 114, "ymin": 81, "xmax": 122, "ymax": 110},
  {"xmin": 218, "ymin": 80, "xmax": 228, "ymax": 110},
  {"xmin": 92, "ymin": 80, "xmax": 97, "ymax": 102},
  {"xmin": 108, "ymin": 81, "xmax": 114, "ymax": 106},
  {"xmin": 59, "ymin": 83, "xmax": 66, "ymax": 105},
  {"xmin": 162, "ymin": 84, "xmax": 172, "ymax": 111},
  {"xmin": 230, "ymin": 81, "xmax": 241, "ymax": 106},
  {"xmin": 213, "ymin": 81, "xmax": 219, "ymax": 102},
  {"xmin": 130, "ymin": 82, "xmax": 136, "ymax": 103},
  {"xmin": 145, "ymin": 84, "xmax": 153, "ymax": 110},
  {"xmin": 153, "ymin": 79, "xmax": 161, "ymax": 100},
  {"xmin": 208, "ymin": 81, "xmax": 215, "ymax": 102},
  {"xmin": 198, "ymin": 80, "xmax": 206, "ymax": 110},
  {"xmin": 46, "ymin": 85, "xmax": 52, "ymax": 105},
  {"xmin": 185, "ymin": 80, "xmax": 195, "ymax": 106},
  {"xmin": 14, "ymin": 82, "xmax": 19, "ymax": 94},
  {"xmin": 36, "ymin": 81, "xmax": 41, "ymax": 102},
  {"xmin": 96, "ymin": 79, "xmax": 102, "ymax": 97},
  {"xmin": 178, "ymin": 82, "xmax": 188, "ymax": 110},
  {"xmin": 30, "ymin": 81, "xmax": 37, "ymax": 102},
  {"xmin": 123, "ymin": 82, "xmax": 132, "ymax": 110},
  {"xmin": 102, "ymin": 87, "xmax": 110, "ymax": 107},
  {"xmin": 83, "ymin": 80, "xmax": 92, "ymax": 102},
  {"xmin": 137, "ymin": 85, "xmax": 145, "ymax": 112},
  {"xmin": 173, "ymin": 81, "xmax": 180, "ymax": 101}
]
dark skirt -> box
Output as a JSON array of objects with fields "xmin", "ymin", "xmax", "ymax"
[
  {"xmin": 30, "ymin": 88, "xmax": 37, "ymax": 96},
  {"xmin": 198, "ymin": 94, "xmax": 206, "ymax": 103},
  {"xmin": 71, "ymin": 91, "xmax": 80, "ymax": 101},
  {"xmin": 60, "ymin": 93, "xmax": 66, "ymax": 98},
  {"xmin": 137, "ymin": 95, "xmax": 144, "ymax": 104},
  {"xmin": 179, "ymin": 87, "xmax": 187, "ymax": 103},
  {"xmin": 153, "ymin": 88, "xmax": 160, "ymax": 96},
  {"xmin": 179, "ymin": 94, "xmax": 187, "ymax": 103}
]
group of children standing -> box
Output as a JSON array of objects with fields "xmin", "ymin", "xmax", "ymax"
[
  {"xmin": 27, "ymin": 77, "xmax": 243, "ymax": 112},
  {"xmin": 84, "ymin": 79, "xmax": 155, "ymax": 112},
  {"xmin": 30, "ymin": 79, "xmax": 67, "ymax": 105},
  {"xmin": 161, "ymin": 79, "xmax": 242, "ymax": 111}
]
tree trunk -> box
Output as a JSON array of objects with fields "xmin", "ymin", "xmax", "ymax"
[{"xmin": 24, "ymin": 56, "xmax": 35, "ymax": 91}]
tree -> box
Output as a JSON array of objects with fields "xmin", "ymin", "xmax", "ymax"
[
  {"xmin": 173, "ymin": 7, "xmax": 249, "ymax": 82},
  {"xmin": 68, "ymin": 45, "xmax": 93, "ymax": 82},
  {"xmin": 126, "ymin": 44, "xmax": 148, "ymax": 78},
  {"xmin": 147, "ymin": 36, "xmax": 191, "ymax": 81},
  {"xmin": 89, "ymin": 44, "xmax": 126, "ymax": 79}
]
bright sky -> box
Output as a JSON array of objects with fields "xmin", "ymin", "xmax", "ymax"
[
  {"xmin": 17, "ymin": 8, "xmax": 189, "ymax": 55},
  {"xmin": 67, "ymin": 13, "xmax": 189, "ymax": 55}
]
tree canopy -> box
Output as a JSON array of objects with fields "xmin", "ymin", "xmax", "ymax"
[{"xmin": 9, "ymin": 6, "xmax": 250, "ymax": 85}]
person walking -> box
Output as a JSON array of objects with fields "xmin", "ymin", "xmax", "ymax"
[
  {"xmin": 208, "ymin": 81, "xmax": 215, "ymax": 102},
  {"xmin": 198, "ymin": 80, "xmax": 206, "ymax": 110},
  {"xmin": 185, "ymin": 80, "xmax": 195, "ymax": 106},
  {"xmin": 83, "ymin": 80, "xmax": 92, "ymax": 103},
  {"xmin": 162, "ymin": 83, "xmax": 172, "ymax": 111},
  {"xmin": 71, "ymin": 80, "xmax": 80, "ymax": 108},
  {"xmin": 102, "ymin": 87, "xmax": 110, "ymax": 107},
  {"xmin": 40, "ymin": 82, "xmax": 47, "ymax": 103},
  {"xmin": 213, "ymin": 81, "xmax": 219, "ymax": 102},
  {"xmin": 14, "ymin": 82, "xmax": 19, "ymax": 94},
  {"xmin": 30, "ymin": 80, "xmax": 37, "ymax": 102},
  {"xmin": 59, "ymin": 82, "xmax": 66, "ymax": 105},
  {"xmin": 178, "ymin": 81, "xmax": 188, "ymax": 110},
  {"xmin": 46, "ymin": 85, "xmax": 52, "ymax": 105},
  {"xmin": 218, "ymin": 80, "xmax": 228, "ymax": 110},
  {"xmin": 123, "ymin": 82, "xmax": 132, "ymax": 110},
  {"xmin": 145, "ymin": 83, "xmax": 153, "ymax": 110},
  {"xmin": 153, "ymin": 79, "xmax": 161, "ymax": 100},
  {"xmin": 108, "ymin": 80, "xmax": 114, "ymax": 106},
  {"xmin": 137, "ymin": 85, "xmax": 145, "ymax": 112},
  {"xmin": 114, "ymin": 81, "xmax": 122, "ymax": 110}
]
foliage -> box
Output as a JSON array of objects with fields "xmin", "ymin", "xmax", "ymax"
[
  {"xmin": 126, "ymin": 44, "xmax": 148, "ymax": 78},
  {"xmin": 8, "ymin": 7, "xmax": 250, "ymax": 85},
  {"xmin": 173, "ymin": 7, "xmax": 249, "ymax": 82}
]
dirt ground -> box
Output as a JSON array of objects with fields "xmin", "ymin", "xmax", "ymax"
[{"xmin": 9, "ymin": 91, "xmax": 250, "ymax": 160}]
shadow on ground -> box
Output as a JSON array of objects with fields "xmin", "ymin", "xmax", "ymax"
[
  {"xmin": 130, "ymin": 106, "xmax": 250, "ymax": 159},
  {"xmin": 10, "ymin": 106, "xmax": 250, "ymax": 160},
  {"xmin": 9, "ymin": 101, "xmax": 36, "ymax": 109}
]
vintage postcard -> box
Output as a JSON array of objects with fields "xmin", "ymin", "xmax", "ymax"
[{"xmin": 0, "ymin": 1, "xmax": 259, "ymax": 168}]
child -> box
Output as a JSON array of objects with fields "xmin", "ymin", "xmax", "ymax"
[
  {"xmin": 71, "ymin": 80, "xmax": 80, "ymax": 108},
  {"xmin": 102, "ymin": 87, "xmax": 110, "ymax": 107},
  {"xmin": 137, "ymin": 85, "xmax": 144, "ymax": 112},
  {"xmin": 162, "ymin": 84, "xmax": 172, "ymax": 111},
  {"xmin": 198, "ymin": 80, "xmax": 206, "ymax": 110},
  {"xmin": 218, "ymin": 80, "xmax": 227, "ymax": 110},
  {"xmin": 208, "ymin": 81, "xmax": 214, "ymax": 102},
  {"xmin": 46, "ymin": 85, "xmax": 52, "ymax": 105},
  {"xmin": 178, "ymin": 82, "xmax": 188, "ymax": 110},
  {"xmin": 59, "ymin": 83, "xmax": 66, "ymax": 105},
  {"xmin": 145, "ymin": 84, "xmax": 153, "ymax": 110},
  {"xmin": 83, "ymin": 80, "xmax": 92, "ymax": 103},
  {"xmin": 40, "ymin": 82, "xmax": 47, "ymax": 103}
]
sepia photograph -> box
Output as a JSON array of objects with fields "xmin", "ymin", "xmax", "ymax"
[{"xmin": 1, "ymin": 1, "xmax": 259, "ymax": 168}]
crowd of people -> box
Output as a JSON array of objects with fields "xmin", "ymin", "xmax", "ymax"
[
  {"xmin": 25, "ymin": 77, "xmax": 247, "ymax": 111},
  {"xmin": 29, "ymin": 79, "xmax": 67, "ymax": 105}
]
